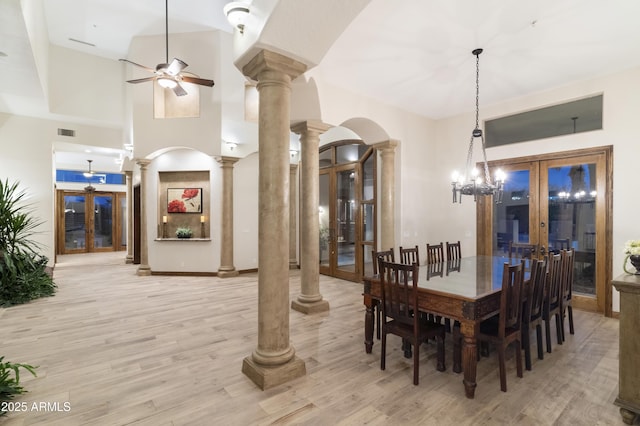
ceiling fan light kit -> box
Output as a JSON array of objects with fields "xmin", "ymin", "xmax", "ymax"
[
  {"xmin": 224, "ymin": 2, "xmax": 251, "ymax": 34},
  {"xmin": 119, "ymin": 0, "xmax": 214, "ymax": 97}
]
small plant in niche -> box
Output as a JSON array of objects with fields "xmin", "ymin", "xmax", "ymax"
[{"xmin": 175, "ymin": 227, "xmax": 193, "ymax": 239}]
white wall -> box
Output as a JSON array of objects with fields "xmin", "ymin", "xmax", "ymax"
[{"xmin": 233, "ymin": 152, "xmax": 259, "ymax": 271}]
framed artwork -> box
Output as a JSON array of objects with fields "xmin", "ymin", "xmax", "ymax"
[{"xmin": 167, "ymin": 188, "xmax": 202, "ymax": 213}]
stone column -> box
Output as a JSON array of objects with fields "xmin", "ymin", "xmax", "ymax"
[
  {"xmin": 216, "ymin": 156, "xmax": 239, "ymax": 278},
  {"xmin": 289, "ymin": 164, "xmax": 299, "ymax": 269},
  {"xmin": 136, "ymin": 159, "xmax": 151, "ymax": 276},
  {"xmin": 241, "ymin": 50, "xmax": 307, "ymax": 390},
  {"xmin": 373, "ymin": 140, "xmax": 398, "ymax": 251},
  {"xmin": 125, "ymin": 170, "xmax": 134, "ymax": 264},
  {"xmin": 291, "ymin": 120, "xmax": 331, "ymax": 314}
]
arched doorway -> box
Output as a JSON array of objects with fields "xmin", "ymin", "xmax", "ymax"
[{"xmin": 319, "ymin": 140, "xmax": 376, "ymax": 282}]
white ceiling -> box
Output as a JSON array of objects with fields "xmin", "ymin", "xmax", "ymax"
[{"xmin": 3, "ymin": 0, "xmax": 640, "ymax": 172}]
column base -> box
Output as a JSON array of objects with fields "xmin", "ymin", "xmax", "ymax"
[
  {"xmin": 136, "ymin": 265, "xmax": 151, "ymax": 276},
  {"xmin": 242, "ymin": 355, "xmax": 306, "ymax": 390},
  {"xmin": 218, "ymin": 269, "xmax": 239, "ymax": 278},
  {"xmin": 289, "ymin": 261, "xmax": 299, "ymax": 270},
  {"xmin": 291, "ymin": 298, "xmax": 330, "ymax": 314},
  {"xmin": 125, "ymin": 255, "xmax": 134, "ymax": 264}
]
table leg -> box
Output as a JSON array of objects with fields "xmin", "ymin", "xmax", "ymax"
[
  {"xmin": 364, "ymin": 299, "xmax": 374, "ymax": 353},
  {"xmin": 460, "ymin": 322, "xmax": 478, "ymax": 399}
]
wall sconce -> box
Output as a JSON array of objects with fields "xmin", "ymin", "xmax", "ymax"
[
  {"xmin": 200, "ymin": 215, "xmax": 206, "ymax": 238},
  {"xmin": 225, "ymin": 140, "xmax": 238, "ymax": 151},
  {"xmin": 290, "ymin": 149, "xmax": 299, "ymax": 157},
  {"xmin": 223, "ymin": 2, "xmax": 250, "ymax": 34}
]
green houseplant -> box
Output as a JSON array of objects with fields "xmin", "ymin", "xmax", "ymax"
[
  {"xmin": 0, "ymin": 179, "xmax": 56, "ymax": 307},
  {"xmin": 175, "ymin": 227, "xmax": 193, "ymax": 239},
  {"xmin": 0, "ymin": 356, "xmax": 38, "ymax": 416}
]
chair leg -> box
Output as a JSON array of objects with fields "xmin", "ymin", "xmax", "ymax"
[
  {"xmin": 436, "ymin": 332, "xmax": 446, "ymax": 372},
  {"xmin": 452, "ymin": 324, "xmax": 462, "ymax": 373},
  {"xmin": 545, "ymin": 318, "xmax": 552, "ymax": 354},
  {"xmin": 497, "ymin": 346, "xmax": 507, "ymax": 392},
  {"xmin": 515, "ymin": 340, "xmax": 523, "ymax": 379},
  {"xmin": 535, "ymin": 324, "xmax": 544, "ymax": 360},
  {"xmin": 375, "ymin": 302, "xmax": 381, "ymax": 340},
  {"xmin": 380, "ymin": 332, "xmax": 387, "ymax": 371},
  {"xmin": 568, "ymin": 306, "xmax": 575, "ymax": 335},
  {"xmin": 555, "ymin": 313, "xmax": 563, "ymax": 345},
  {"xmin": 413, "ymin": 341, "xmax": 420, "ymax": 385},
  {"xmin": 522, "ymin": 325, "xmax": 532, "ymax": 371}
]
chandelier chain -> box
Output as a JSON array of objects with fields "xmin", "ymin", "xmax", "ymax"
[{"xmin": 475, "ymin": 52, "xmax": 480, "ymax": 131}]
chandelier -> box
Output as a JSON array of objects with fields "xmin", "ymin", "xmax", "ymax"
[{"xmin": 451, "ymin": 48, "xmax": 505, "ymax": 204}]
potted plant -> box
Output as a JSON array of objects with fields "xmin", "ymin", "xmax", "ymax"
[
  {"xmin": 175, "ymin": 227, "xmax": 193, "ymax": 239},
  {"xmin": 0, "ymin": 180, "xmax": 56, "ymax": 307}
]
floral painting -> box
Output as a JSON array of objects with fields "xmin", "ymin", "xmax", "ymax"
[{"xmin": 167, "ymin": 188, "xmax": 202, "ymax": 213}]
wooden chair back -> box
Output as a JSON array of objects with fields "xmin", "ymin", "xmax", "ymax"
[
  {"xmin": 372, "ymin": 248, "xmax": 395, "ymax": 275},
  {"xmin": 524, "ymin": 258, "xmax": 547, "ymax": 324},
  {"xmin": 399, "ymin": 245, "xmax": 420, "ymax": 266},
  {"xmin": 426, "ymin": 242, "xmax": 444, "ymax": 264},
  {"xmin": 560, "ymin": 248, "xmax": 575, "ymax": 303},
  {"xmin": 551, "ymin": 238, "xmax": 571, "ymax": 253},
  {"xmin": 508, "ymin": 241, "xmax": 539, "ymax": 270},
  {"xmin": 446, "ymin": 241, "xmax": 461, "ymax": 261},
  {"xmin": 546, "ymin": 253, "xmax": 562, "ymax": 310},
  {"xmin": 498, "ymin": 261, "xmax": 525, "ymax": 338},
  {"xmin": 379, "ymin": 260, "xmax": 418, "ymax": 329}
]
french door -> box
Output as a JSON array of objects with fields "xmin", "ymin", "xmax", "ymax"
[
  {"xmin": 318, "ymin": 141, "xmax": 376, "ymax": 282},
  {"xmin": 478, "ymin": 146, "xmax": 612, "ymax": 315},
  {"xmin": 56, "ymin": 190, "xmax": 126, "ymax": 254}
]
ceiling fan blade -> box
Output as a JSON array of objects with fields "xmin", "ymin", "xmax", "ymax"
[
  {"xmin": 181, "ymin": 75, "xmax": 215, "ymax": 87},
  {"xmin": 166, "ymin": 58, "xmax": 188, "ymax": 76},
  {"xmin": 126, "ymin": 77, "xmax": 156, "ymax": 84},
  {"xmin": 172, "ymin": 83, "xmax": 188, "ymax": 96},
  {"xmin": 119, "ymin": 58, "xmax": 155, "ymax": 73}
]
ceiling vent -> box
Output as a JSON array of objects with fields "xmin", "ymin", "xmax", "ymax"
[{"xmin": 57, "ymin": 128, "xmax": 76, "ymax": 137}]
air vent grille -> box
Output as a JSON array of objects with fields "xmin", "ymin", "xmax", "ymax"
[{"xmin": 57, "ymin": 128, "xmax": 75, "ymax": 137}]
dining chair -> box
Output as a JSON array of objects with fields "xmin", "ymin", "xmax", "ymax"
[
  {"xmin": 477, "ymin": 261, "xmax": 525, "ymax": 392},
  {"xmin": 543, "ymin": 252, "xmax": 563, "ymax": 353},
  {"xmin": 426, "ymin": 242, "xmax": 445, "ymax": 264},
  {"xmin": 446, "ymin": 241, "xmax": 461, "ymax": 261},
  {"xmin": 508, "ymin": 241, "xmax": 539, "ymax": 271},
  {"xmin": 372, "ymin": 248, "xmax": 395, "ymax": 340},
  {"xmin": 560, "ymin": 248, "xmax": 576, "ymax": 340},
  {"xmin": 522, "ymin": 257, "xmax": 547, "ymax": 371},
  {"xmin": 399, "ymin": 245, "xmax": 420, "ymax": 266},
  {"xmin": 378, "ymin": 259, "xmax": 446, "ymax": 385}
]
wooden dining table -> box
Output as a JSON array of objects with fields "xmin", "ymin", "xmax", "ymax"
[{"xmin": 362, "ymin": 255, "xmax": 522, "ymax": 399}]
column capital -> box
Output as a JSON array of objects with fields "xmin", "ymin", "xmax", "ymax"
[
  {"xmin": 135, "ymin": 158, "xmax": 151, "ymax": 168},
  {"xmin": 373, "ymin": 139, "xmax": 399, "ymax": 152},
  {"xmin": 242, "ymin": 49, "xmax": 307, "ymax": 82},
  {"xmin": 215, "ymin": 156, "xmax": 240, "ymax": 166},
  {"xmin": 291, "ymin": 120, "xmax": 331, "ymax": 136}
]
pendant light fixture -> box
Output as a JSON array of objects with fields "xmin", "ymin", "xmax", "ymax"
[{"xmin": 451, "ymin": 48, "xmax": 505, "ymax": 203}]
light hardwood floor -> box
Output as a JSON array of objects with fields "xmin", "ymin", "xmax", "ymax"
[{"xmin": 0, "ymin": 252, "xmax": 626, "ymax": 425}]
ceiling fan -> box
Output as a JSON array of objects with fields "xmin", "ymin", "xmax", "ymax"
[{"xmin": 119, "ymin": 0, "xmax": 214, "ymax": 96}]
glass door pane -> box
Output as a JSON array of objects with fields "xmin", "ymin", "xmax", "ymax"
[
  {"xmin": 492, "ymin": 168, "xmax": 533, "ymax": 257},
  {"xmin": 545, "ymin": 162, "xmax": 597, "ymax": 295},
  {"xmin": 64, "ymin": 195, "xmax": 86, "ymax": 251},
  {"xmin": 319, "ymin": 172, "xmax": 330, "ymax": 270},
  {"xmin": 336, "ymin": 168, "xmax": 356, "ymax": 274},
  {"xmin": 93, "ymin": 195, "xmax": 113, "ymax": 250}
]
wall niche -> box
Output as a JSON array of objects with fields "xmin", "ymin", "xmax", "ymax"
[{"xmin": 158, "ymin": 171, "xmax": 210, "ymax": 239}]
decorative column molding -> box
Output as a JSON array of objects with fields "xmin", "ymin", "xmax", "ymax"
[
  {"xmin": 291, "ymin": 120, "xmax": 331, "ymax": 314},
  {"xmin": 136, "ymin": 159, "xmax": 152, "ymax": 276},
  {"xmin": 216, "ymin": 156, "xmax": 239, "ymax": 278},
  {"xmin": 373, "ymin": 140, "xmax": 399, "ymax": 251},
  {"xmin": 125, "ymin": 170, "xmax": 134, "ymax": 264},
  {"xmin": 240, "ymin": 49, "xmax": 307, "ymax": 390},
  {"xmin": 289, "ymin": 164, "xmax": 299, "ymax": 270}
]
